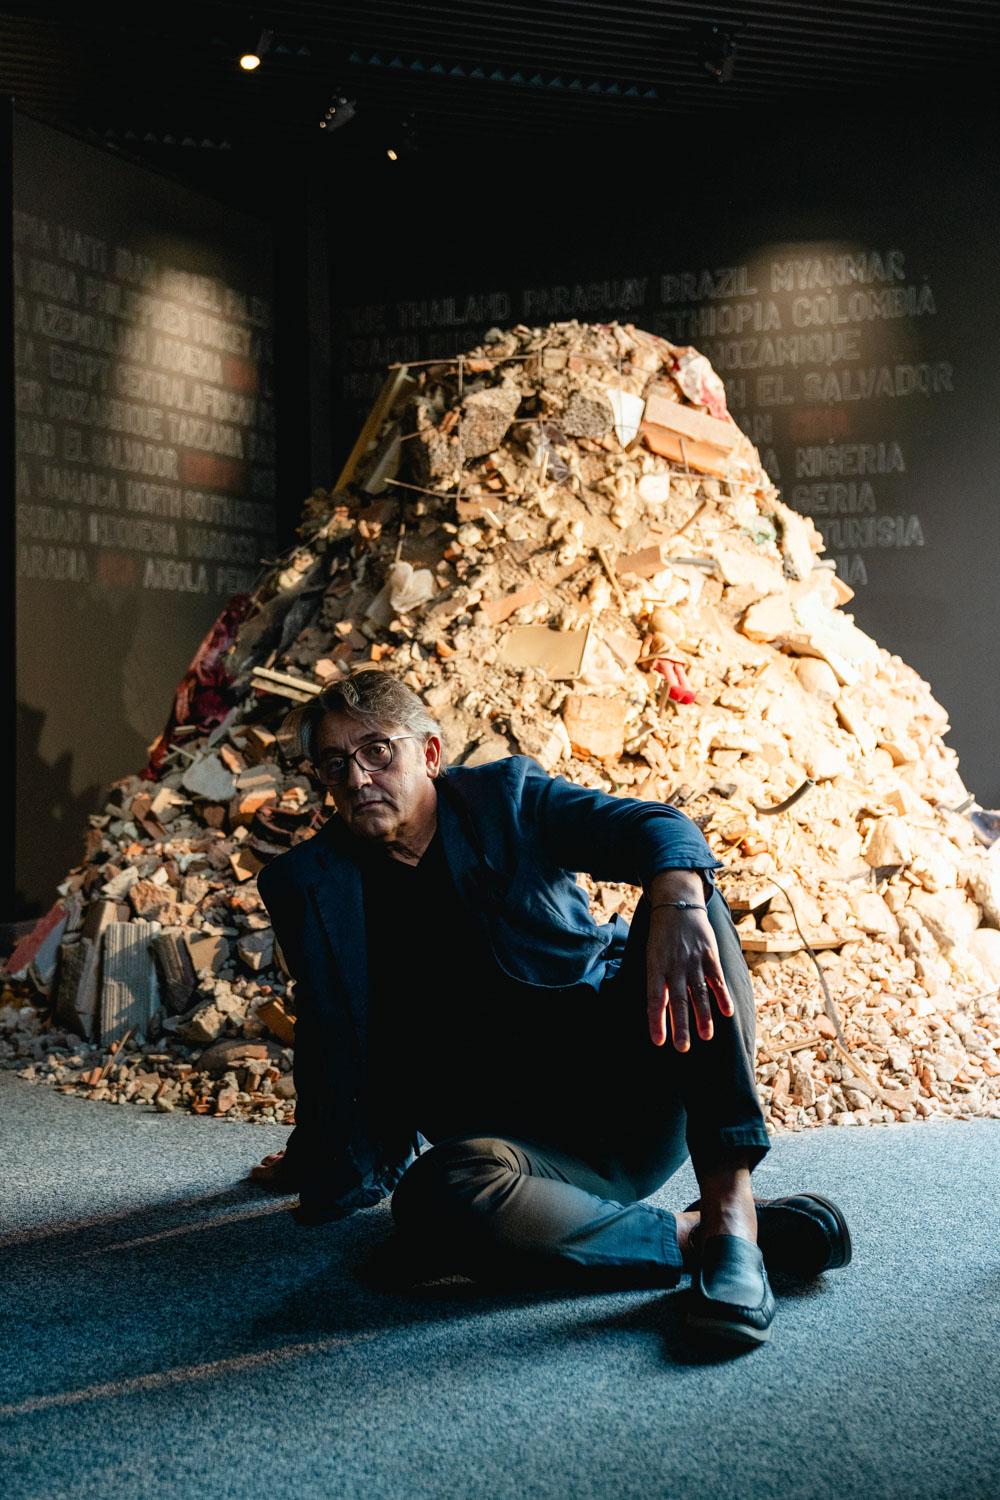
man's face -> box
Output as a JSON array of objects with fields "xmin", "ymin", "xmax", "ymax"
[{"xmin": 314, "ymin": 710, "xmax": 441, "ymax": 843}]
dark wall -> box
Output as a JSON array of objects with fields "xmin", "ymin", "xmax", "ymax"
[
  {"xmin": 325, "ymin": 100, "xmax": 1000, "ymax": 807},
  {"xmin": 9, "ymin": 93, "xmax": 996, "ymax": 915},
  {"xmin": 11, "ymin": 113, "xmax": 276, "ymax": 915}
]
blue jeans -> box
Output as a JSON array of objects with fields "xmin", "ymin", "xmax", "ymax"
[{"xmin": 390, "ymin": 888, "xmax": 770, "ymax": 1287}]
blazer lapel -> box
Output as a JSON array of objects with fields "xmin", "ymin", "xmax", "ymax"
[
  {"xmin": 436, "ymin": 780, "xmax": 484, "ymax": 908},
  {"xmin": 308, "ymin": 821, "xmax": 369, "ymax": 1057}
]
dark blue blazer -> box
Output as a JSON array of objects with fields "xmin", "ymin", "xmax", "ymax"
[{"xmin": 257, "ymin": 755, "xmax": 720, "ymax": 1224}]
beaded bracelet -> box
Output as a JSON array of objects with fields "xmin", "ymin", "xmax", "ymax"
[{"xmin": 649, "ymin": 900, "xmax": 707, "ymax": 912}]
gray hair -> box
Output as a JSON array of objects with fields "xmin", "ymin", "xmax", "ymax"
[{"xmin": 283, "ymin": 668, "xmax": 443, "ymax": 765}]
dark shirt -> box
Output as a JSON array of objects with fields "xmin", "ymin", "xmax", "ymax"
[{"xmin": 361, "ymin": 831, "xmax": 596, "ymax": 1148}]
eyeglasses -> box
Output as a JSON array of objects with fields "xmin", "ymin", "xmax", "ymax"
[{"xmin": 315, "ymin": 734, "xmax": 415, "ymax": 785}]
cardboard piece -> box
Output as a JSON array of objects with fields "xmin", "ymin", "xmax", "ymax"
[
  {"xmin": 616, "ymin": 544, "xmax": 666, "ymax": 578},
  {"xmin": 501, "ymin": 626, "xmax": 589, "ymax": 679}
]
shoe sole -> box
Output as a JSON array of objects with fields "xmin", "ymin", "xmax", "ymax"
[{"xmin": 686, "ymin": 1312, "xmax": 772, "ymax": 1346}]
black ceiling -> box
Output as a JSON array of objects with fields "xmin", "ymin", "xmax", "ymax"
[{"xmin": 1, "ymin": 0, "xmax": 998, "ymax": 160}]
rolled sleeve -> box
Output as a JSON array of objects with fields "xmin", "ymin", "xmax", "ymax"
[{"xmin": 525, "ymin": 764, "xmax": 722, "ymax": 887}]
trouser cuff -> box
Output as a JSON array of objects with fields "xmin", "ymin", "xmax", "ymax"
[
  {"xmin": 659, "ymin": 1206, "xmax": 683, "ymax": 1282},
  {"xmin": 688, "ymin": 1125, "xmax": 772, "ymax": 1175}
]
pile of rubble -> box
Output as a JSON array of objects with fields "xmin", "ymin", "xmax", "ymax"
[{"xmin": 5, "ymin": 319, "xmax": 1000, "ymax": 1136}]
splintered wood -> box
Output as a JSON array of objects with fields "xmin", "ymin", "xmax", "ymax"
[{"xmin": 4, "ymin": 319, "xmax": 1000, "ymax": 1136}]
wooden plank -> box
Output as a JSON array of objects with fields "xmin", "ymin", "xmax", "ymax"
[
  {"xmin": 250, "ymin": 673, "xmax": 316, "ymax": 704},
  {"xmin": 480, "ymin": 583, "xmax": 544, "ymax": 625},
  {"xmin": 335, "ymin": 367, "xmax": 416, "ymax": 491},
  {"xmin": 739, "ymin": 934, "xmax": 845, "ymax": 953},
  {"xmin": 720, "ymin": 881, "xmax": 779, "ymax": 915},
  {"xmin": 251, "ymin": 665, "xmax": 320, "ymax": 696}
]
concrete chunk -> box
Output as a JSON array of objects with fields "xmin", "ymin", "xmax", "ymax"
[
  {"xmin": 562, "ymin": 694, "xmax": 628, "ymax": 762},
  {"xmin": 54, "ymin": 935, "xmax": 100, "ymax": 1040},
  {"xmin": 863, "ymin": 817, "xmax": 913, "ymax": 869},
  {"xmin": 151, "ymin": 930, "xmax": 198, "ymax": 1015},
  {"xmin": 99, "ymin": 921, "xmax": 159, "ymax": 1045},
  {"xmin": 181, "ymin": 753, "xmax": 237, "ymax": 803},
  {"xmin": 237, "ymin": 929, "xmax": 275, "ymax": 972},
  {"xmin": 562, "ymin": 389, "xmax": 613, "ymax": 439}
]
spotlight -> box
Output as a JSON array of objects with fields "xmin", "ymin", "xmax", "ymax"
[
  {"xmin": 384, "ymin": 115, "xmax": 418, "ymax": 162},
  {"xmin": 697, "ymin": 24, "xmax": 738, "ymax": 83},
  {"xmin": 318, "ymin": 94, "xmax": 356, "ymax": 133},
  {"xmin": 239, "ymin": 28, "xmax": 273, "ymax": 72}
]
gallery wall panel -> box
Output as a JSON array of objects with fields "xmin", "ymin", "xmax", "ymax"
[{"xmin": 12, "ymin": 113, "xmax": 276, "ymax": 913}]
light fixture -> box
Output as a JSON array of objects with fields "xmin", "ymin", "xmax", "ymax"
[
  {"xmin": 384, "ymin": 114, "xmax": 418, "ymax": 161},
  {"xmin": 239, "ymin": 28, "xmax": 273, "ymax": 72},
  {"xmin": 318, "ymin": 94, "xmax": 356, "ymax": 133},
  {"xmin": 697, "ymin": 24, "xmax": 738, "ymax": 83}
]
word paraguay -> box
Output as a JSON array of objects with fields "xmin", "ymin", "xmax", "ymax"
[{"xmin": 521, "ymin": 279, "xmax": 648, "ymax": 319}]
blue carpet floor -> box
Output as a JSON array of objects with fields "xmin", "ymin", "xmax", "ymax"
[{"xmin": 3, "ymin": 1069, "xmax": 998, "ymax": 1500}]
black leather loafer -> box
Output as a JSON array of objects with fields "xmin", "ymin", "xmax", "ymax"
[
  {"xmin": 686, "ymin": 1234, "xmax": 775, "ymax": 1346},
  {"xmin": 685, "ymin": 1192, "xmax": 852, "ymax": 1278},
  {"xmin": 754, "ymin": 1193, "xmax": 852, "ymax": 1276}
]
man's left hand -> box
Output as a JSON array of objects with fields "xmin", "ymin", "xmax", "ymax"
[{"xmin": 644, "ymin": 873, "xmax": 734, "ymax": 1050}]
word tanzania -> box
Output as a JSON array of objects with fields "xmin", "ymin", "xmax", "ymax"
[{"xmin": 17, "ymin": 546, "xmax": 254, "ymax": 595}]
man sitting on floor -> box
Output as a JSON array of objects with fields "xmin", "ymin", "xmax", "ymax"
[{"xmin": 251, "ymin": 669, "xmax": 851, "ymax": 1345}]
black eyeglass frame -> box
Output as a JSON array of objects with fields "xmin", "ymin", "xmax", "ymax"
[{"xmin": 314, "ymin": 733, "xmax": 416, "ymax": 785}]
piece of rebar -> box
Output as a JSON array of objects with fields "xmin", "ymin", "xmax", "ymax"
[
  {"xmin": 664, "ymin": 499, "xmax": 708, "ymax": 545},
  {"xmin": 766, "ymin": 877, "xmax": 846, "ymax": 1048},
  {"xmin": 751, "ymin": 778, "xmax": 815, "ymax": 816}
]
